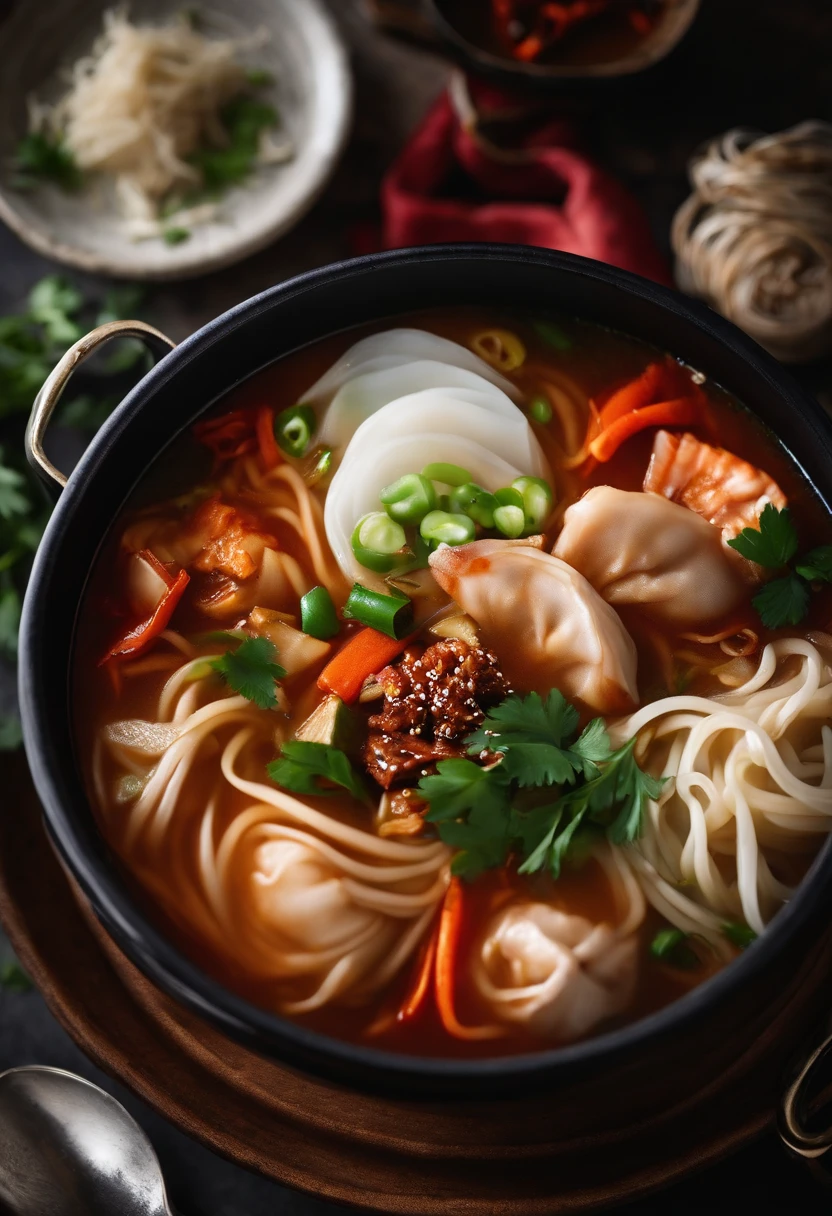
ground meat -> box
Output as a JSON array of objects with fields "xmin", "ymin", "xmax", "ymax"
[{"xmin": 364, "ymin": 639, "xmax": 510, "ymax": 790}]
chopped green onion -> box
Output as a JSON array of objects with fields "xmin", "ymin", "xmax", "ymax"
[
  {"xmin": 300, "ymin": 586, "xmax": 339, "ymax": 640},
  {"xmin": 275, "ymin": 404, "xmax": 316, "ymax": 457},
  {"xmin": 493, "ymin": 504, "xmax": 525, "ymax": 538},
  {"xmin": 529, "ymin": 395, "xmax": 553, "ymax": 425},
  {"xmin": 342, "ymin": 583, "xmax": 414, "ymax": 639},
  {"xmin": 305, "ymin": 447, "xmax": 333, "ymax": 487},
  {"xmin": 533, "ymin": 320, "xmax": 573, "ymax": 351},
  {"xmin": 351, "ymin": 512, "xmax": 407, "ymax": 573},
  {"xmin": 722, "ymin": 921, "xmax": 757, "ymax": 950},
  {"xmin": 379, "ymin": 473, "xmax": 437, "ymax": 525},
  {"xmin": 494, "ymin": 486, "xmax": 524, "ymax": 510},
  {"xmin": 420, "ymin": 510, "xmax": 477, "ymax": 547},
  {"xmin": 649, "ymin": 928, "xmax": 700, "ymax": 969},
  {"xmin": 448, "ymin": 482, "xmax": 497, "ymax": 529},
  {"xmin": 421, "ymin": 462, "xmax": 472, "ymax": 487},
  {"xmin": 512, "ymin": 476, "xmax": 554, "ymax": 532}
]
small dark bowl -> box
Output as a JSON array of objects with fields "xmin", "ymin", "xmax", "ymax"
[
  {"xmin": 426, "ymin": 0, "xmax": 701, "ymax": 94},
  {"xmin": 18, "ymin": 245, "xmax": 832, "ymax": 1104}
]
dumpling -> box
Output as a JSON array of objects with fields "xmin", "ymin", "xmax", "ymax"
[
  {"xmin": 325, "ymin": 393, "xmax": 550, "ymax": 583},
  {"xmin": 553, "ymin": 486, "xmax": 747, "ymax": 624},
  {"xmin": 318, "ymin": 361, "xmax": 522, "ymax": 453},
  {"xmin": 473, "ymin": 903, "xmax": 638, "ymax": 1039},
  {"xmin": 300, "ymin": 328, "xmax": 520, "ymax": 410},
  {"xmin": 429, "ymin": 539, "xmax": 638, "ymax": 714}
]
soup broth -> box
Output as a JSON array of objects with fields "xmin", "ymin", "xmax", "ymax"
[{"xmin": 75, "ymin": 308, "xmax": 832, "ymax": 1058}]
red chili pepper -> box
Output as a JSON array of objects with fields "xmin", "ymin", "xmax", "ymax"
[{"xmin": 101, "ymin": 549, "xmax": 190, "ymax": 664}]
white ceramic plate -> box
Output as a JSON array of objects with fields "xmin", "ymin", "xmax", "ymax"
[{"xmin": 0, "ymin": 0, "xmax": 352, "ymax": 280}]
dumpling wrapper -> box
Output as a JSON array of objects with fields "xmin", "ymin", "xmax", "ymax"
[
  {"xmin": 325, "ymin": 394, "xmax": 550, "ymax": 584},
  {"xmin": 474, "ymin": 903, "xmax": 638, "ymax": 1039},
  {"xmin": 429, "ymin": 539, "xmax": 638, "ymax": 714},
  {"xmin": 553, "ymin": 486, "xmax": 747, "ymax": 624},
  {"xmin": 301, "ymin": 328, "xmax": 520, "ymax": 410}
]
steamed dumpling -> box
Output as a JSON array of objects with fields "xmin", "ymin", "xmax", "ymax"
[
  {"xmin": 325, "ymin": 392, "xmax": 550, "ymax": 583},
  {"xmin": 553, "ymin": 486, "xmax": 747, "ymax": 624},
  {"xmin": 301, "ymin": 328, "xmax": 520, "ymax": 413},
  {"xmin": 429, "ymin": 539, "xmax": 638, "ymax": 714},
  {"xmin": 474, "ymin": 903, "xmax": 638, "ymax": 1039}
]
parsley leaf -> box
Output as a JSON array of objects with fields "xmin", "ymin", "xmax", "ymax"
[
  {"xmin": 727, "ymin": 502, "xmax": 798, "ymax": 567},
  {"xmin": 418, "ymin": 691, "xmax": 665, "ymax": 882},
  {"xmin": 752, "ymin": 574, "xmax": 810, "ymax": 629},
  {"xmin": 210, "ymin": 635, "xmax": 286, "ymax": 709},
  {"xmin": 268, "ymin": 740, "xmax": 369, "ymax": 804},
  {"xmin": 795, "ymin": 545, "xmax": 832, "ymax": 583}
]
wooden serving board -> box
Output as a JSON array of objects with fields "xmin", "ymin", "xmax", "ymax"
[{"xmin": 1, "ymin": 750, "xmax": 827, "ymax": 1214}]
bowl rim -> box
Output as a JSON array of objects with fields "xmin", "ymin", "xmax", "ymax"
[
  {"xmin": 0, "ymin": 0, "xmax": 353, "ymax": 281},
  {"xmin": 19, "ymin": 243, "xmax": 832, "ymax": 1094}
]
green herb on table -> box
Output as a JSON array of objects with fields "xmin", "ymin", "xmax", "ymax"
[
  {"xmin": 268, "ymin": 740, "xmax": 370, "ymax": 804},
  {"xmin": 210, "ymin": 635, "xmax": 286, "ymax": 710},
  {"xmin": 418, "ymin": 690, "xmax": 665, "ymax": 880},
  {"xmin": 11, "ymin": 131, "xmax": 82, "ymax": 192},
  {"xmin": 0, "ymin": 959, "xmax": 33, "ymax": 992},
  {"xmin": 727, "ymin": 504, "xmax": 832, "ymax": 629}
]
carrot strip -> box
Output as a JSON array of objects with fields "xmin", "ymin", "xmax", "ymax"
[
  {"xmin": 317, "ymin": 627, "xmax": 414, "ymax": 703},
  {"xmin": 597, "ymin": 361, "xmax": 673, "ymax": 429},
  {"xmin": 255, "ymin": 407, "xmax": 281, "ymax": 471},
  {"xmin": 101, "ymin": 567, "xmax": 190, "ymax": 664},
  {"xmin": 434, "ymin": 878, "xmax": 504, "ymax": 1041},
  {"xmin": 396, "ymin": 924, "xmax": 439, "ymax": 1025},
  {"xmin": 589, "ymin": 397, "xmax": 703, "ymax": 463}
]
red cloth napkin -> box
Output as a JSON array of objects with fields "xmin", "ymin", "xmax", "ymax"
[{"xmin": 375, "ymin": 80, "xmax": 670, "ymax": 285}]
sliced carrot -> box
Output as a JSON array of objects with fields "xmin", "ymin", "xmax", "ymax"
[
  {"xmin": 255, "ymin": 406, "xmax": 281, "ymax": 471},
  {"xmin": 597, "ymin": 360, "xmax": 688, "ymax": 429},
  {"xmin": 589, "ymin": 397, "xmax": 703, "ymax": 463},
  {"xmin": 396, "ymin": 923, "xmax": 439, "ymax": 1025},
  {"xmin": 101, "ymin": 567, "xmax": 190, "ymax": 664},
  {"xmin": 317, "ymin": 627, "xmax": 415, "ymax": 703},
  {"xmin": 434, "ymin": 878, "xmax": 504, "ymax": 1041}
]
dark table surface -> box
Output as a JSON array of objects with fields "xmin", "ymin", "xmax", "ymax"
[{"xmin": 2, "ymin": 0, "xmax": 832, "ymax": 1212}]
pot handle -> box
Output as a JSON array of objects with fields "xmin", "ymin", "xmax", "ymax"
[
  {"xmin": 25, "ymin": 319, "xmax": 176, "ymax": 496},
  {"xmin": 779, "ymin": 1022, "xmax": 832, "ymax": 1158}
]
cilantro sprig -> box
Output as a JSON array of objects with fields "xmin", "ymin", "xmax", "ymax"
[
  {"xmin": 418, "ymin": 690, "xmax": 665, "ymax": 880},
  {"xmin": 727, "ymin": 504, "xmax": 832, "ymax": 629},
  {"xmin": 210, "ymin": 635, "xmax": 286, "ymax": 710},
  {"xmin": 268, "ymin": 741, "xmax": 370, "ymax": 804}
]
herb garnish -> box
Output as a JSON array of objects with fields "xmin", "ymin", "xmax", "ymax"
[
  {"xmin": 189, "ymin": 96, "xmax": 277, "ymax": 192},
  {"xmin": 727, "ymin": 504, "xmax": 832, "ymax": 628},
  {"xmin": 418, "ymin": 690, "xmax": 665, "ymax": 880},
  {"xmin": 11, "ymin": 132, "xmax": 82, "ymax": 192},
  {"xmin": 650, "ymin": 927, "xmax": 700, "ymax": 969},
  {"xmin": 210, "ymin": 636, "xmax": 286, "ymax": 710},
  {"xmin": 722, "ymin": 920, "xmax": 757, "ymax": 949},
  {"xmin": 268, "ymin": 741, "xmax": 370, "ymax": 804},
  {"xmin": 0, "ymin": 959, "xmax": 33, "ymax": 993}
]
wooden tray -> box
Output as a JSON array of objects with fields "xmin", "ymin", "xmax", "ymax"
[{"xmin": 1, "ymin": 750, "xmax": 827, "ymax": 1213}]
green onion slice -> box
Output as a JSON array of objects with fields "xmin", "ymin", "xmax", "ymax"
[
  {"xmin": 379, "ymin": 473, "xmax": 437, "ymax": 525},
  {"xmin": 493, "ymin": 504, "xmax": 525, "ymax": 538},
  {"xmin": 421, "ymin": 462, "xmax": 473, "ymax": 487},
  {"xmin": 342, "ymin": 583, "xmax": 414, "ymax": 639},
  {"xmin": 275, "ymin": 404, "xmax": 316, "ymax": 457},
  {"xmin": 448, "ymin": 482, "xmax": 497, "ymax": 529},
  {"xmin": 351, "ymin": 512, "xmax": 407, "ymax": 573},
  {"xmin": 649, "ymin": 928, "xmax": 700, "ymax": 969},
  {"xmin": 300, "ymin": 586, "xmax": 339, "ymax": 640},
  {"xmin": 494, "ymin": 486, "xmax": 524, "ymax": 509},
  {"xmin": 529, "ymin": 395, "xmax": 553, "ymax": 425},
  {"xmin": 512, "ymin": 476, "xmax": 554, "ymax": 531},
  {"xmin": 533, "ymin": 320, "xmax": 573, "ymax": 351},
  {"xmin": 420, "ymin": 510, "xmax": 477, "ymax": 547}
]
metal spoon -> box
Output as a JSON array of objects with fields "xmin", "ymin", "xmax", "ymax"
[{"xmin": 0, "ymin": 1065, "xmax": 173, "ymax": 1216}]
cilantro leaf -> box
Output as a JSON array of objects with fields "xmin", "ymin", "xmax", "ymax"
[
  {"xmin": 210, "ymin": 635, "xmax": 286, "ymax": 709},
  {"xmin": 569, "ymin": 717, "xmax": 612, "ymax": 778},
  {"xmin": 466, "ymin": 690, "xmax": 583, "ymax": 787},
  {"xmin": 727, "ymin": 503, "xmax": 798, "ymax": 568},
  {"xmin": 605, "ymin": 741, "xmax": 667, "ymax": 844},
  {"xmin": 795, "ymin": 545, "xmax": 832, "ymax": 583},
  {"xmin": 752, "ymin": 574, "xmax": 810, "ymax": 629},
  {"xmin": 12, "ymin": 132, "xmax": 82, "ymax": 193},
  {"xmin": 267, "ymin": 740, "xmax": 369, "ymax": 804},
  {"xmin": 442, "ymin": 800, "xmax": 516, "ymax": 879},
  {"xmin": 0, "ymin": 959, "xmax": 33, "ymax": 993},
  {"xmin": 421, "ymin": 758, "xmax": 510, "ymax": 822},
  {"xmin": 190, "ymin": 97, "xmax": 276, "ymax": 191},
  {"xmin": 0, "ymin": 714, "xmax": 23, "ymax": 751},
  {"xmin": 28, "ymin": 276, "xmax": 84, "ymax": 347}
]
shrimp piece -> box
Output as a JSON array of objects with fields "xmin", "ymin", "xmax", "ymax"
[{"xmin": 644, "ymin": 430, "xmax": 786, "ymax": 582}]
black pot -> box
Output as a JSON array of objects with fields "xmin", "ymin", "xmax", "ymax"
[{"xmin": 17, "ymin": 245, "xmax": 832, "ymax": 1103}]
